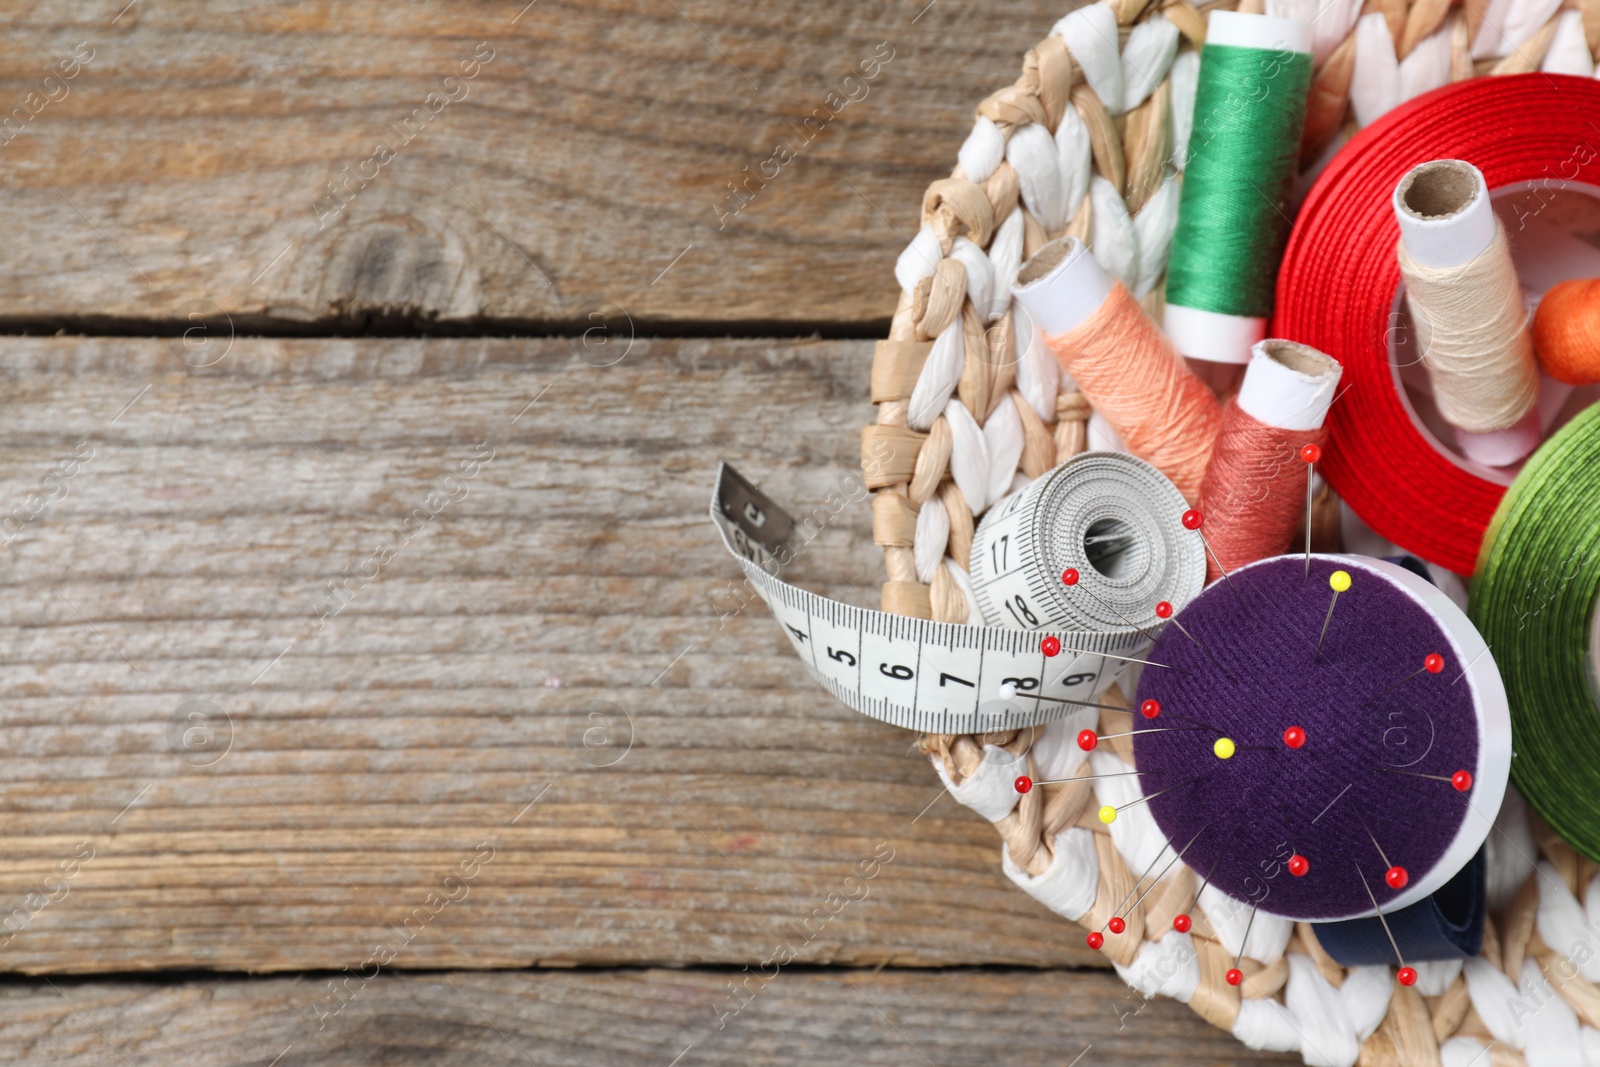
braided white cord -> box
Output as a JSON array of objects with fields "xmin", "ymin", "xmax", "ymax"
[{"xmin": 894, "ymin": 0, "xmax": 1600, "ymax": 1062}]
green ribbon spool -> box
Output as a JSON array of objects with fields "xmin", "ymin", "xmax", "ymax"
[{"xmin": 1471, "ymin": 402, "xmax": 1600, "ymax": 860}]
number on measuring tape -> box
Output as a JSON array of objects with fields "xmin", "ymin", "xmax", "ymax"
[
  {"xmin": 917, "ymin": 641, "xmax": 986, "ymax": 720},
  {"xmin": 1003, "ymin": 595, "xmax": 1040, "ymax": 628},
  {"xmin": 767, "ymin": 597, "xmax": 816, "ymax": 666},
  {"xmin": 862, "ymin": 628, "xmax": 919, "ymax": 694},
  {"xmin": 808, "ymin": 613, "xmax": 861, "ymax": 690},
  {"xmin": 711, "ymin": 462, "xmax": 1196, "ymax": 733},
  {"xmin": 1047, "ymin": 656, "xmax": 1107, "ymax": 700}
]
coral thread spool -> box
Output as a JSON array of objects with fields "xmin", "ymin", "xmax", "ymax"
[
  {"xmin": 1196, "ymin": 340, "xmax": 1341, "ymax": 581},
  {"xmin": 1012, "ymin": 237, "xmax": 1220, "ymax": 502}
]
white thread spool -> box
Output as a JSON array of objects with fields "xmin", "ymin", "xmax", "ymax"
[
  {"xmin": 1012, "ymin": 237, "xmax": 1113, "ymax": 335},
  {"xmin": 1236, "ymin": 339, "xmax": 1342, "ymax": 431},
  {"xmin": 1393, "ymin": 159, "xmax": 1541, "ymax": 467}
]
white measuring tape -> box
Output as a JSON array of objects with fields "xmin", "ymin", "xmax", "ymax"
[
  {"xmin": 971, "ymin": 451, "xmax": 1205, "ymax": 633},
  {"xmin": 711, "ymin": 455, "xmax": 1205, "ymax": 733}
]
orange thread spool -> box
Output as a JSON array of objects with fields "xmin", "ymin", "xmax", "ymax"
[{"xmin": 1532, "ymin": 277, "xmax": 1600, "ymax": 386}]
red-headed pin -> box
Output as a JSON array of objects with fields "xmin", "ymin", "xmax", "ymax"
[
  {"xmin": 1172, "ymin": 914, "xmax": 1192, "ymax": 933},
  {"xmin": 1364, "ymin": 652, "xmax": 1447, "ymax": 706},
  {"xmin": 1225, "ymin": 902, "xmax": 1260, "ymax": 990},
  {"xmin": 1288, "ymin": 854, "xmax": 1309, "ymax": 877},
  {"xmin": 1108, "ymin": 916, "xmax": 1126, "ymax": 935},
  {"xmin": 1041, "ymin": 636, "xmax": 1061, "ymax": 657},
  {"xmin": 1077, "ymin": 729, "xmax": 1098, "ymax": 752},
  {"xmin": 1086, "ymin": 931, "xmax": 1104, "ymax": 950},
  {"xmin": 1014, "ymin": 775, "xmax": 1033, "ymax": 794},
  {"xmin": 1283, "ymin": 726, "xmax": 1306, "ymax": 749},
  {"xmin": 1155, "ymin": 601, "xmax": 1239, "ymax": 684},
  {"xmin": 1064, "ymin": 567, "xmax": 1161, "ymax": 641},
  {"xmin": 1355, "ymin": 860, "xmax": 1416, "ymax": 988},
  {"xmin": 1375, "ymin": 767, "xmax": 1474, "ymax": 792},
  {"xmin": 1301, "ymin": 443, "xmax": 1321, "ymax": 576},
  {"xmin": 1140, "ymin": 699, "xmax": 1161, "ymax": 719},
  {"xmin": 1182, "ymin": 509, "xmax": 1243, "ymax": 605},
  {"xmin": 1355, "ymin": 812, "xmax": 1408, "ymax": 894}
]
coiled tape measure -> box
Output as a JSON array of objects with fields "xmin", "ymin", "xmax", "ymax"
[{"xmin": 711, "ymin": 453, "xmax": 1204, "ymax": 733}]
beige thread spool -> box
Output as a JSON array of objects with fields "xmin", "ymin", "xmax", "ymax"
[{"xmin": 1394, "ymin": 159, "xmax": 1540, "ymax": 466}]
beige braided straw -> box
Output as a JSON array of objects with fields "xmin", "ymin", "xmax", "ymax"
[{"xmin": 861, "ymin": 0, "xmax": 1600, "ymax": 1061}]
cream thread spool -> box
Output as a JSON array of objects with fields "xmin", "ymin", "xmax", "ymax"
[{"xmin": 1394, "ymin": 159, "xmax": 1541, "ymax": 467}]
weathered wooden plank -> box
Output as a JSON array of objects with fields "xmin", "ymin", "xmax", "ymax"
[
  {"xmin": 0, "ymin": 967, "xmax": 1296, "ymax": 1065},
  {"xmin": 0, "ymin": 0, "xmax": 1059, "ymax": 327},
  {"xmin": 0, "ymin": 336, "xmax": 1117, "ymax": 974}
]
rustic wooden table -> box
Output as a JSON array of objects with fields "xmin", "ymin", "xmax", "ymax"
[{"xmin": 0, "ymin": 2, "xmax": 1298, "ymax": 1062}]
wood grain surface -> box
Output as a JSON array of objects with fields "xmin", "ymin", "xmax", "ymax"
[
  {"xmin": 0, "ymin": 335, "xmax": 1121, "ymax": 975},
  {"xmin": 0, "ymin": 4, "xmax": 1314, "ymax": 1060},
  {"xmin": 0, "ymin": 967, "xmax": 1296, "ymax": 1065},
  {"xmin": 0, "ymin": 0, "xmax": 1060, "ymax": 330}
]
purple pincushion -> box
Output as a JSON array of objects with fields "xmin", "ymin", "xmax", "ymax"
[{"xmin": 1133, "ymin": 556, "xmax": 1476, "ymax": 920}]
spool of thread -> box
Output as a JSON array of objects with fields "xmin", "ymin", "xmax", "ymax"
[
  {"xmin": 1274, "ymin": 74, "xmax": 1600, "ymax": 575},
  {"xmin": 1163, "ymin": 11, "xmax": 1313, "ymax": 364},
  {"xmin": 1471, "ymin": 402, "xmax": 1600, "ymax": 861},
  {"xmin": 1532, "ymin": 277, "xmax": 1600, "ymax": 385},
  {"xmin": 1197, "ymin": 339, "xmax": 1341, "ymax": 581},
  {"xmin": 1135, "ymin": 554, "xmax": 1510, "ymax": 921},
  {"xmin": 1013, "ymin": 237, "xmax": 1220, "ymax": 503},
  {"xmin": 1393, "ymin": 159, "xmax": 1540, "ymax": 466}
]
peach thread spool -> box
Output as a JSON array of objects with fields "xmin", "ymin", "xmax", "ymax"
[
  {"xmin": 1012, "ymin": 237, "xmax": 1221, "ymax": 503},
  {"xmin": 1393, "ymin": 159, "xmax": 1540, "ymax": 467},
  {"xmin": 1532, "ymin": 277, "xmax": 1600, "ymax": 385},
  {"xmin": 1196, "ymin": 340, "xmax": 1341, "ymax": 582}
]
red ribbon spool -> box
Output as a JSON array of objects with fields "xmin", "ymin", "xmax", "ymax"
[{"xmin": 1275, "ymin": 74, "xmax": 1600, "ymax": 575}]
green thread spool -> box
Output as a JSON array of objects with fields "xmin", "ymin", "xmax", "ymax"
[
  {"xmin": 1471, "ymin": 402, "xmax": 1600, "ymax": 860},
  {"xmin": 1164, "ymin": 11, "xmax": 1312, "ymax": 365}
]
